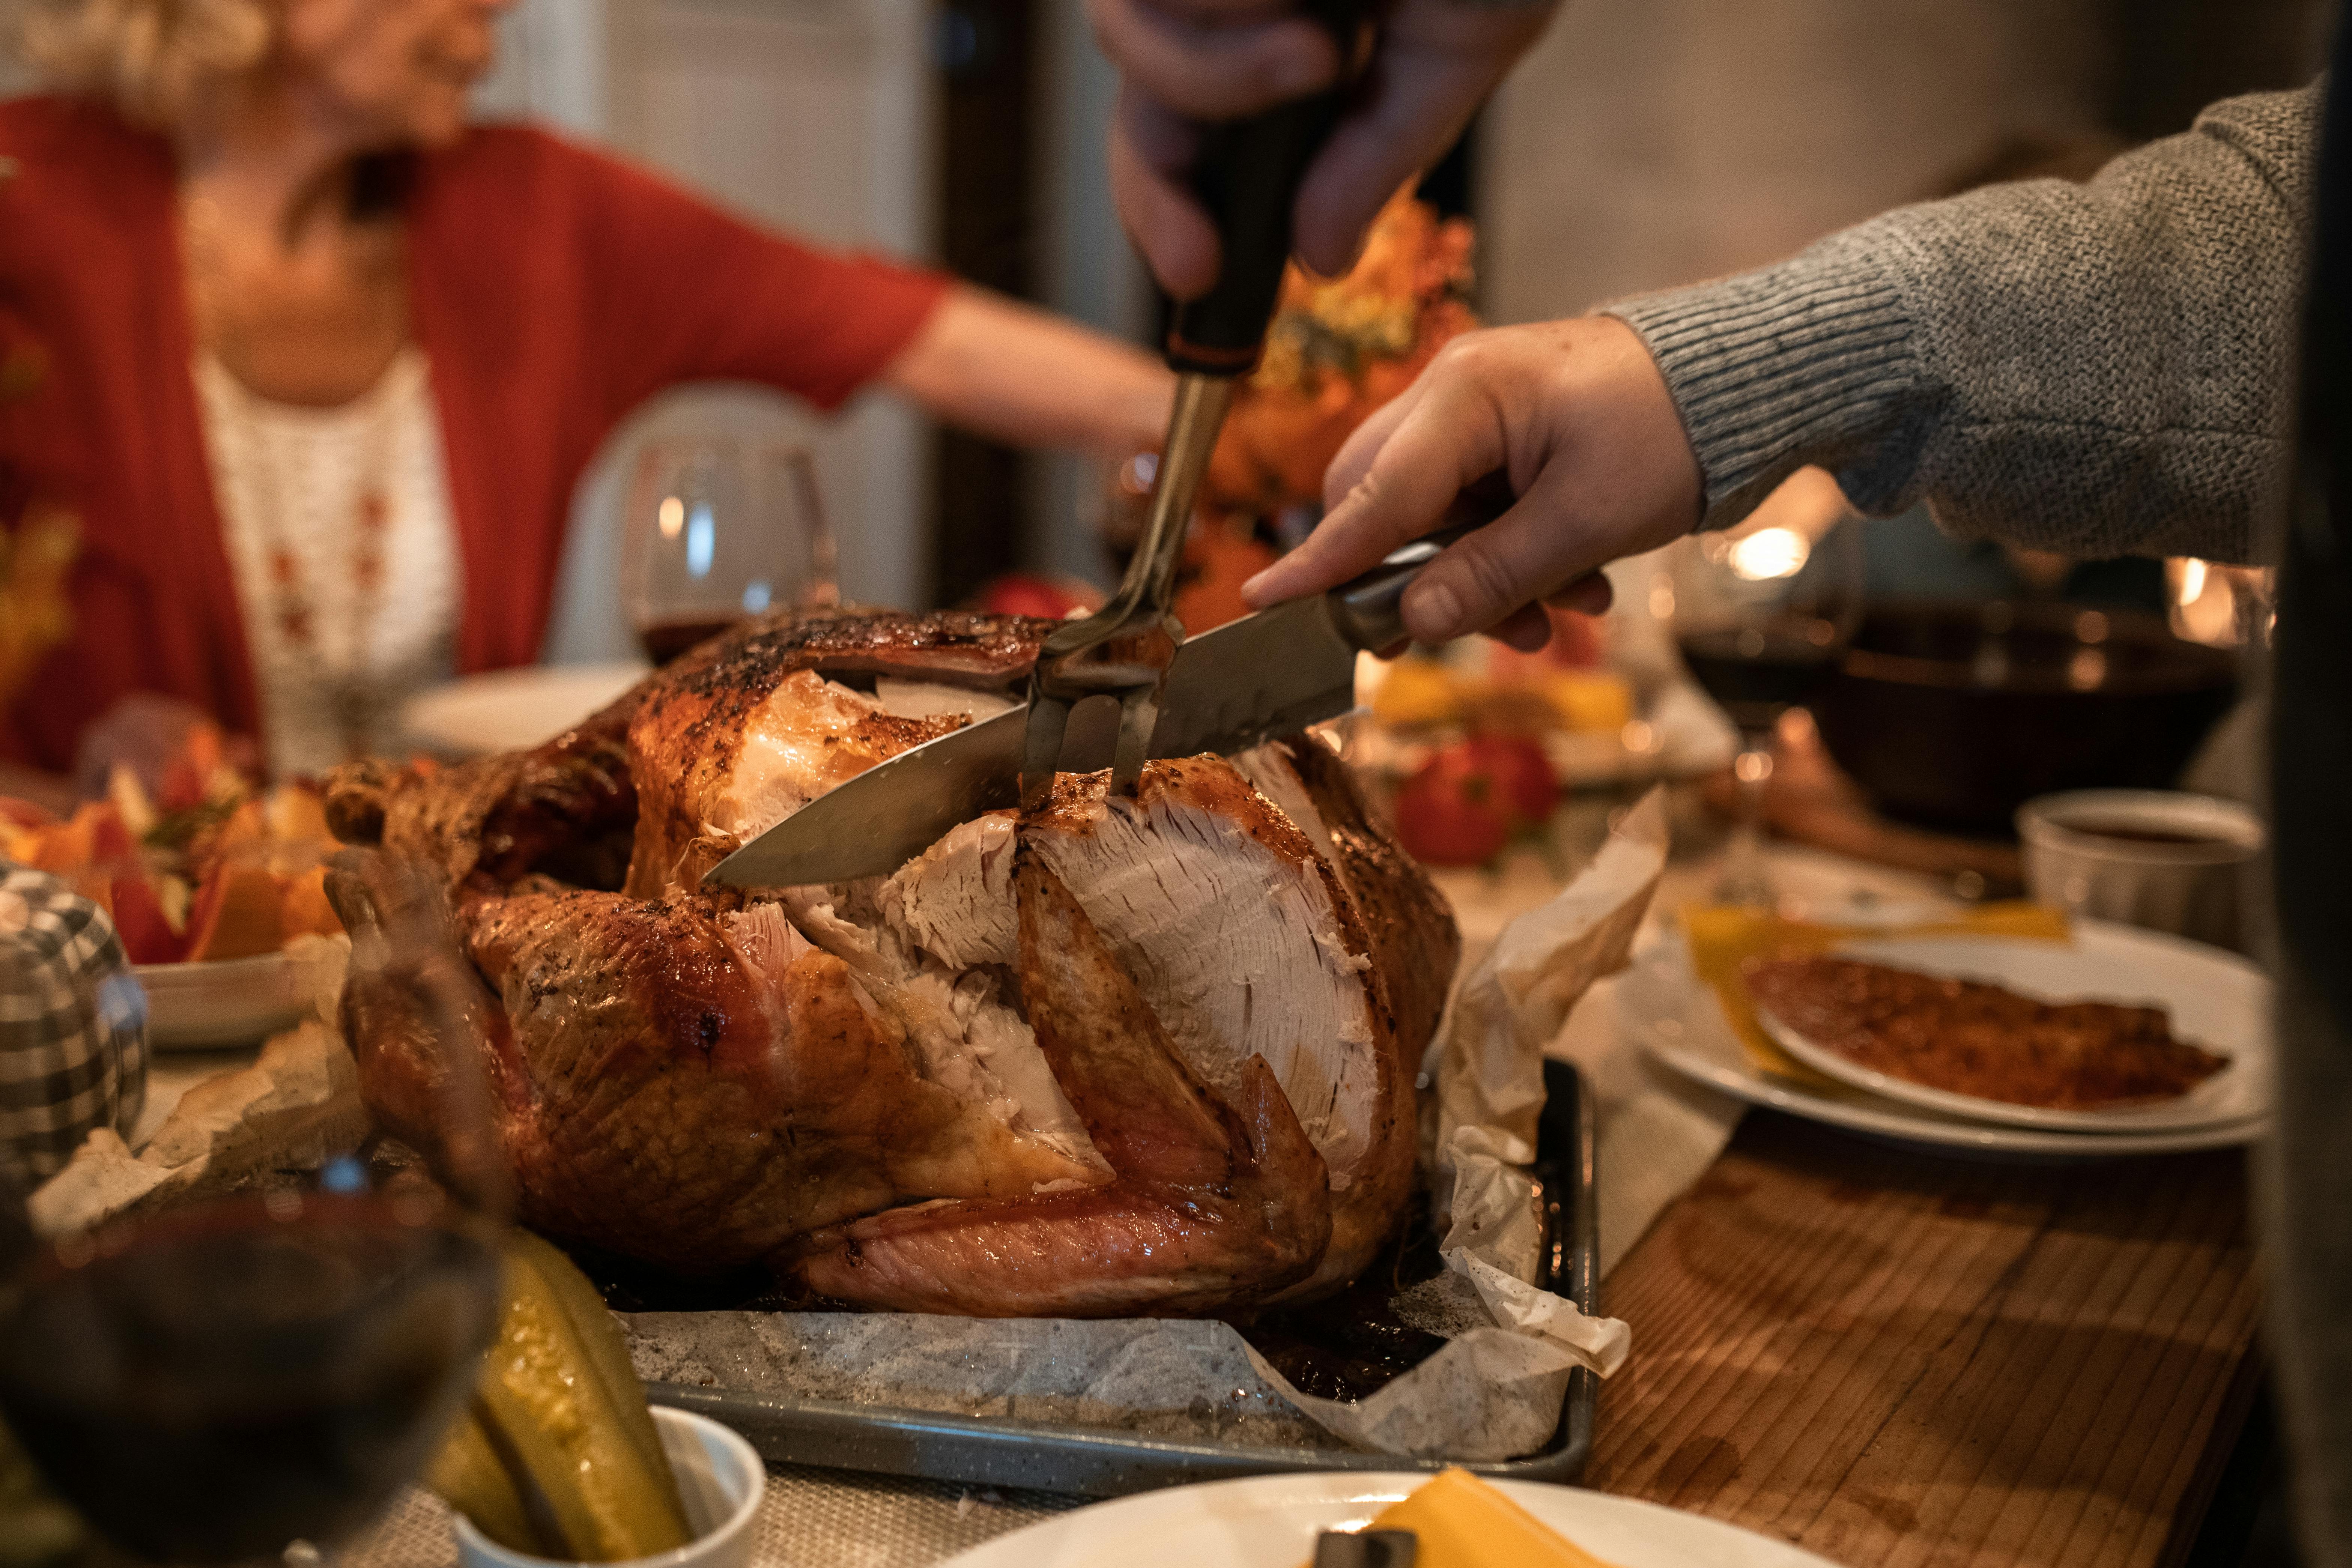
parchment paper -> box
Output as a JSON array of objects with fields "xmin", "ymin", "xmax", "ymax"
[
  {"xmin": 1424, "ymin": 792, "xmax": 1665, "ymax": 1374},
  {"xmin": 623, "ymin": 1311, "xmax": 1338, "ymax": 1449}
]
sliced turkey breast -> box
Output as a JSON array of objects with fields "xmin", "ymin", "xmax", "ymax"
[
  {"xmin": 625, "ymin": 611, "xmax": 1050, "ymax": 896},
  {"xmin": 777, "ymin": 884, "xmax": 1101, "ymax": 1177},
  {"xmin": 791, "ymin": 849, "xmax": 1331, "ymax": 1315},
  {"xmin": 875, "ymin": 755, "xmax": 1419, "ymax": 1298},
  {"xmin": 1238, "ymin": 736, "xmax": 1461, "ymax": 1064}
]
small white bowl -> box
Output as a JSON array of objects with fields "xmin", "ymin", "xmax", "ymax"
[
  {"xmin": 135, "ymin": 950, "xmax": 307, "ymax": 1050},
  {"xmin": 2017, "ymin": 788, "xmax": 2265, "ymax": 951},
  {"xmin": 453, "ymin": 1406, "xmax": 765, "ymax": 1568}
]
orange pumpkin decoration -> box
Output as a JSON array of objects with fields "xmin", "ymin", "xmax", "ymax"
[{"xmin": 1205, "ymin": 191, "xmax": 1478, "ymax": 520}]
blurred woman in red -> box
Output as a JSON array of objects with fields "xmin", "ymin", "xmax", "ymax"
[{"xmin": 1, "ymin": 0, "xmax": 1172, "ymax": 778}]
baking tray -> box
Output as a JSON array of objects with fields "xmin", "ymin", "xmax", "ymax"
[{"xmin": 644, "ymin": 1057, "xmax": 1599, "ymax": 1496}]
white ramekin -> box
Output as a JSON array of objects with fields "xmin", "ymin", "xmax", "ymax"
[
  {"xmin": 2016, "ymin": 788, "xmax": 2265, "ymax": 951},
  {"xmin": 453, "ymin": 1406, "xmax": 765, "ymax": 1568}
]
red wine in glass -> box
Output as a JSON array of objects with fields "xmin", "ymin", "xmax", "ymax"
[
  {"xmin": 0, "ymin": 854, "xmax": 508, "ymax": 1565},
  {"xmin": 1663, "ymin": 508, "xmax": 1865, "ymax": 905},
  {"xmin": 626, "ymin": 440, "xmax": 836, "ymax": 667},
  {"xmin": 0, "ymin": 1190, "xmax": 499, "ymax": 1564},
  {"xmin": 1674, "ymin": 615, "xmax": 1845, "ymax": 733},
  {"xmin": 635, "ymin": 616, "xmax": 740, "ymax": 666}
]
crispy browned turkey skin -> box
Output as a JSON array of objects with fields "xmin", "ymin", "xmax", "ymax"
[{"xmin": 328, "ymin": 609, "xmax": 1456, "ymax": 1315}]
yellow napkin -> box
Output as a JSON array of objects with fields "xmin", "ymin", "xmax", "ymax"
[
  {"xmin": 1305, "ymin": 1468, "xmax": 1622, "ymax": 1568},
  {"xmin": 1681, "ymin": 901, "xmax": 2072, "ymax": 1085}
]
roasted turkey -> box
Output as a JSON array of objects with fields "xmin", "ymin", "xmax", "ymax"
[{"xmin": 327, "ymin": 610, "xmax": 1459, "ymax": 1316}]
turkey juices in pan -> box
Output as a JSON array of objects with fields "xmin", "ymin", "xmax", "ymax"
[{"xmin": 325, "ymin": 611, "xmax": 1460, "ymax": 1317}]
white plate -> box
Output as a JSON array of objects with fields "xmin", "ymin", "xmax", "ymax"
[
  {"xmin": 1624, "ymin": 920, "xmax": 2271, "ymax": 1158},
  {"xmin": 400, "ymin": 661, "xmax": 648, "ymax": 758},
  {"xmin": 1750, "ymin": 932, "xmax": 2266, "ymax": 1132},
  {"xmin": 135, "ymin": 951, "xmax": 306, "ymax": 1050},
  {"xmin": 938, "ymin": 1472, "xmax": 1840, "ymax": 1568}
]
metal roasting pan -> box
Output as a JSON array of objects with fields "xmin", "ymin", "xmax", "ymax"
[{"xmin": 645, "ymin": 1058, "xmax": 1599, "ymax": 1496}]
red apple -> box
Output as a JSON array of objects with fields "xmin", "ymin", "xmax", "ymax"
[
  {"xmin": 1392, "ymin": 735, "xmax": 1561, "ymax": 867},
  {"xmin": 1463, "ymin": 735, "xmax": 1559, "ymax": 828},
  {"xmin": 1393, "ymin": 748, "xmax": 1516, "ymax": 867},
  {"xmin": 977, "ymin": 574, "xmax": 1084, "ymax": 621}
]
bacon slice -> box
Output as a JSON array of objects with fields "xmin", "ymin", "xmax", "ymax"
[{"xmin": 1743, "ymin": 953, "xmax": 2228, "ymax": 1109}]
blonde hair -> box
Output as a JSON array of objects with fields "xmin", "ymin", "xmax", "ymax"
[{"xmin": 18, "ymin": 0, "xmax": 274, "ymax": 126}]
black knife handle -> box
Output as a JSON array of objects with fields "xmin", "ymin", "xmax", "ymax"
[
  {"xmin": 1164, "ymin": 0, "xmax": 1368, "ymax": 376},
  {"xmin": 1323, "ymin": 469, "xmax": 1522, "ymax": 651},
  {"xmin": 1328, "ymin": 523, "xmax": 1478, "ymax": 655}
]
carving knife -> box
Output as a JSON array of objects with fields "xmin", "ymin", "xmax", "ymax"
[{"xmin": 705, "ymin": 524, "xmax": 1469, "ymax": 889}]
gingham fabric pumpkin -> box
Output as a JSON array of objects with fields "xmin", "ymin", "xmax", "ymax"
[{"xmin": 0, "ymin": 864, "xmax": 147, "ymax": 1186}]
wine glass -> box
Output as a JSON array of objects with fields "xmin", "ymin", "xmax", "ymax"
[
  {"xmin": 1663, "ymin": 492, "xmax": 1865, "ymax": 906},
  {"xmin": 0, "ymin": 854, "xmax": 508, "ymax": 1565},
  {"xmin": 624, "ymin": 439, "xmax": 837, "ymax": 664}
]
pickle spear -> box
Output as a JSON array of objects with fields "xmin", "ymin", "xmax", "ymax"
[
  {"xmin": 427, "ymin": 1404, "xmax": 550, "ymax": 1556},
  {"xmin": 431, "ymin": 1235, "xmax": 693, "ymax": 1561},
  {"xmin": 505, "ymin": 1230, "xmax": 672, "ymax": 1485}
]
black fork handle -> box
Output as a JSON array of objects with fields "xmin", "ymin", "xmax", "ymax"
[{"xmin": 1163, "ymin": 0, "xmax": 1370, "ymax": 375}]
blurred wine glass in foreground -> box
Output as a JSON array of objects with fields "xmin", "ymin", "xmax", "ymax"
[
  {"xmin": 626, "ymin": 439, "xmax": 836, "ymax": 664},
  {"xmin": 0, "ymin": 855, "xmax": 507, "ymax": 1565},
  {"xmin": 1663, "ymin": 474, "xmax": 1865, "ymax": 906}
]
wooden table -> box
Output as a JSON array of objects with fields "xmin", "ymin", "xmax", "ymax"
[{"xmin": 1590, "ymin": 1111, "xmax": 2262, "ymax": 1568}]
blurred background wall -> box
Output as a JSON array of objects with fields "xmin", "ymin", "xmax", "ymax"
[
  {"xmin": 0, "ymin": 0, "xmax": 2330, "ymax": 656},
  {"xmin": 1480, "ymin": 0, "xmax": 2329, "ymax": 329}
]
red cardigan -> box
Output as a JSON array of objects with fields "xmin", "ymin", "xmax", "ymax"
[{"xmin": 0, "ymin": 96, "xmax": 950, "ymax": 771}]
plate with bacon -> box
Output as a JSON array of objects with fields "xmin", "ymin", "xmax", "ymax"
[
  {"xmin": 1741, "ymin": 931, "xmax": 2265, "ymax": 1133},
  {"xmin": 1623, "ymin": 919, "xmax": 2271, "ymax": 1156}
]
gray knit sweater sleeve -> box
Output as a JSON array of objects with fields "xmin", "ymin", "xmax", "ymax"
[{"xmin": 1604, "ymin": 82, "xmax": 2320, "ymax": 563}]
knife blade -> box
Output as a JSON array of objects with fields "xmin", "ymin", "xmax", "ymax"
[{"xmin": 705, "ymin": 523, "xmax": 1471, "ymax": 889}]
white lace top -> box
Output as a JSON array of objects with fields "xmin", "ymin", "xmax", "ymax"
[{"xmin": 195, "ymin": 348, "xmax": 461, "ymax": 780}]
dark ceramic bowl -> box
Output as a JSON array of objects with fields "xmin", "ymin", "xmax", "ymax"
[{"xmin": 1810, "ymin": 598, "xmax": 2241, "ymax": 833}]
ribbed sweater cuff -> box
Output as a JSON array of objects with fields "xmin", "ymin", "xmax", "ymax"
[{"xmin": 1603, "ymin": 230, "xmax": 1929, "ymax": 529}]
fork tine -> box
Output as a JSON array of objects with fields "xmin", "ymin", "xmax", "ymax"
[
  {"xmin": 1021, "ymin": 695, "xmax": 1074, "ymax": 810},
  {"xmin": 1111, "ymin": 687, "xmax": 1161, "ymax": 796}
]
